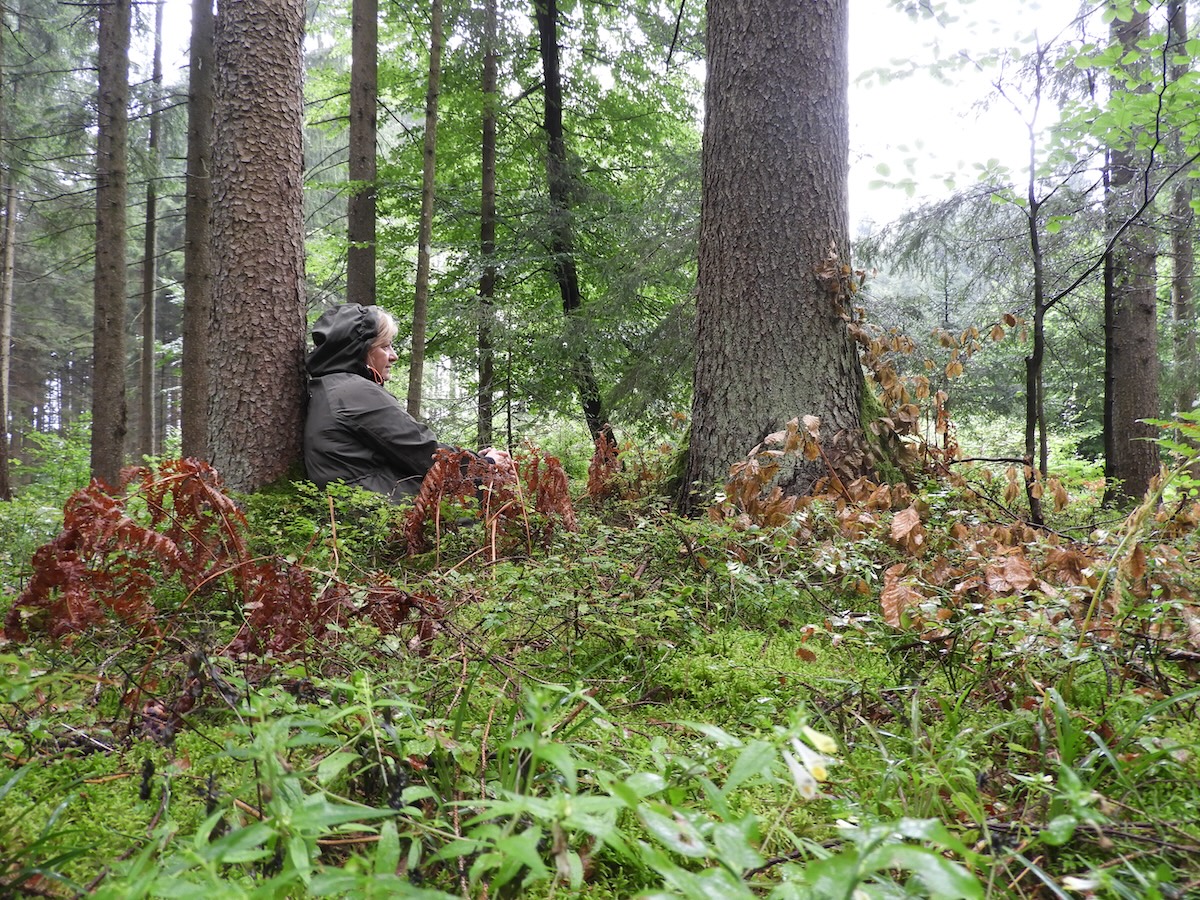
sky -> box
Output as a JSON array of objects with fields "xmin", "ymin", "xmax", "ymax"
[
  {"xmin": 847, "ymin": 0, "xmax": 1086, "ymax": 228},
  {"xmin": 153, "ymin": 0, "xmax": 1083, "ymax": 231}
]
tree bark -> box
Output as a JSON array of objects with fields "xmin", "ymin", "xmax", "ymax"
[
  {"xmin": 477, "ymin": 0, "xmax": 497, "ymax": 448},
  {"xmin": 407, "ymin": 0, "xmax": 442, "ymax": 419},
  {"xmin": 138, "ymin": 0, "xmax": 163, "ymax": 460},
  {"xmin": 1168, "ymin": 0, "xmax": 1196, "ymax": 419},
  {"xmin": 1104, "ymin": 7, "xmax": 1160, "ymax": 505},
  {"xmin": 0, "ymin": 183, "xmax": 15, "ymax": 501},
  {"xmin": 0, "ymin": 11, "xmax": 13, "ymax": 501},
  {"xmin": 534, "ymin": 0, "xmax": 609, "ymax": 442},
  {"xmin": 208, "ymin": 0, "xmax": 307, "ymax": 493},
  {"xmin": 346, "ymin": 0, "xmax": 377, "ymax": 308},
  {"xmin": 90, "ymin": 0, "xmax": 132, "ymax": 486},
  {"xmin": 181, "ymin": 0, "xmax": 214, "ymax": 461},
  {"xmin": 682, "ymin": 0, "xmax": 863, "ymax": 504}
]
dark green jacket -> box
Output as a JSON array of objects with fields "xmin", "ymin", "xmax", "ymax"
[{"xmin": 303, "ymin": 304, "xmax": 451, "ymax": 501}]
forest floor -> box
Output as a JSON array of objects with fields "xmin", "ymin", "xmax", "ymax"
[{"xmin": 1, "ymin": 432, "xmax": 1199, "ymax": 899}]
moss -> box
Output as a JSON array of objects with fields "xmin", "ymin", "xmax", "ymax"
[{"xmin": 859, "ymin": 386, "xmax": 909, "ymax": 485}]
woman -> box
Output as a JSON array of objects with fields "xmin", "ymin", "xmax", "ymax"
[{"xmin": 303, "ymin": 303, "xmax": 504, "ymax": 501}]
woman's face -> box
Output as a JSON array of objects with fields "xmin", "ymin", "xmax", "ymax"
[{"xmin": 367, "ymin": 341, "xmax": 398, "ymax": 381}]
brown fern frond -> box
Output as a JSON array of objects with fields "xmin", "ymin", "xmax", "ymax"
[
  {"xmin": 227, "ymin": 559, "xmax": 317, "ymax": 656},
  {"xmin": 587, "ymin": 432, "xmax": 620, "ymax": 499},
  {"xmin": 520, "ymin": 451, "xmax": 577, "ymax": 536}
]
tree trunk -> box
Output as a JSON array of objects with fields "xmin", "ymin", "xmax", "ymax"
[
  {"xmin": 138, "ymin": 0, "xmax": 163, "ymax": 460},
  {"xmin": 407, "ymin": 0, "xmax": 442, "ymax": 419},
  {"xmin": 682, "ymin": 0, "xmax": 863, "ymax": 503},
  {"xmin": 1168, "ymin": 0, "xmax": 1196, "ymax": 419},
  {"xmin": 0, "ymin": 183, "xmax": 15, "ymax": 501},
  {"xmin": 208, "ymin": 0, "xmax": 307, "ymax": 493},
  {"xmin": 534, "ymin": 0, "xmax": 609, "ymax": 442},
  {"xmin": 477, "ymin": 0, "xmax": 497, "ymax": 448},
  {"xmin": 0, "ymin": 10, "xmax": 13, "ymax": 501},
  {"xmin": 181, "ymin": 0, "xmax": 214, "ymax": 461},
  {"xmin": 1104, "ymin": 7, "xmax": 1160, "ymax": 505},
  {"xmin": 90, "ymin": 0, "xmax": 132, "ymax": 486},
  {"xmin": 346, "ymin": 0, "xmax": 377, "ymax": 308},
  {"xmin": 1021, "ymin": 71, "xmax": 1047, "ymax": 526}
]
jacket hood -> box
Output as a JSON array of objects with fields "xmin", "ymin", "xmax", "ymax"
[{"xmin": 306, "ymin": 303, "xmax": 377, "ymax": 378}]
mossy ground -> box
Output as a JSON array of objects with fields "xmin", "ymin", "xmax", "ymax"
[{"xmin": 2, "ymin": 467, "xmax": 1199, "ymax": 898}]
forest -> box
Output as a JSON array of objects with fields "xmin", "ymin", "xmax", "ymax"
[{"xmin": 1, "ymin": 0, "xmax": 1199, "ymax": 896}]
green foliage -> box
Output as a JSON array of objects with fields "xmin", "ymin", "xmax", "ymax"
[{"xmin": 3, "ymin": 422, "xmax": 1200, "ymax": 896}]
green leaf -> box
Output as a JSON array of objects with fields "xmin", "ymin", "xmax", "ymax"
[
  {"xmin": 893, "ymin": 817, "xmax": 969, "ymax": 855},
  {"xmin": 1041, "ymin": 814, "xmax": 1078, "ymax": 846},
  {"xmin": 374, "ymin": 820, "xmax": 400, "ymax": 877},
  {"xmin": 724, "ymin": 740, "xmax": 775, "ymax": 794},
  {"xmin": 867, "ymin": 845, "xmax": 983, "ymax": 899},
  {"xmin": 197, "ymin": 820, "xmax": 275, "ymax": 865},
  {"xmin": 806, "ymin": 849, "xmax": 863, "ymax": 897},
  {"xmin": 712, "ymin": 821, "xmax": 764, "ymax": 870},
  {"xmin": 534, "ymin": 741, "xmax": 578, "ymax": 793},
  {"xmin": 682, "ymin": 721, "xmax": 743, "ymax": 748},
  {"xmin": 315, "ymin": 751, "xmax": 359, "ymax": 786},
  {"xmin": 288, "ymin": 833, "xmax": 313, "ymax": 884},
  {"xmin": 495, "ymin": 827, "xmax": 549, "ymax": 879},
  {"xmin": 640, "ymin": 806, "xmax": 709, "ymax": 858}
]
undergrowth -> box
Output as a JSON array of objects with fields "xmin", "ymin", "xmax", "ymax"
[{"xmin": 1, "ymin": 411, "xmax": 1199, "ymax": 898}]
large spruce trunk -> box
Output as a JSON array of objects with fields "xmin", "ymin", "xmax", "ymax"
[
  {"xmin": 208, "ymin": 0, "xmax": 307, "ymax": 493},
  {"xmin": 682, "ymin": 0, "xmax": 864, "ymax": 504}
]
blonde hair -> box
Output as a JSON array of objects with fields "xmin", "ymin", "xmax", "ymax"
[{"xmin": 369, "ymin": 306, "xmax": 399, "ymax": 350}]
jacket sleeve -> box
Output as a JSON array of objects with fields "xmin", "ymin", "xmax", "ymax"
[{"xmin": 340, "ymin": 383, "xmax": 467, "ymax": 479}]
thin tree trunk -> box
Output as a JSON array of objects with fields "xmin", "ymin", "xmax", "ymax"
[
  {"xmin": 0, "ymin": 183, "xmax": 15, "ymax": 501},
  {"xmin": 1022, "ymin": 83, "xmax": 1046, "ymax": 525},
  {"xmin": 1169, "ymin": 0, "xmax": 1196, "ymax": 419},
  {"xmin": 407, "ymin": 0, "xmax": 442, "ymax": 419},
  {"xmin": 1104, "ymin": 7, "xmax": 1160, "ymax": 505},
  {"xmin": 138, "ymin": 0, "xmax": 163, "ymax": 460},
  {"xmin": 90, "ymin": 0, "xmax": 132, "ymax": 486},
  {"xmin": 477, "ymin": 0, "xmax": 497, "ymax": 448},
  {"xmin": 181, "ymin": 0, "xmax": 214, "ymax": 461},
  {"xmin": 534, "ymin": 0, "xmax": 609, "ymax": 442},
  {"xmin": 0, "ymin": 8, "xmax": 13, "ymax": 501},
  {"xmin": 346, "ymin": 0, "xmax": 377, "ymax": 307}
]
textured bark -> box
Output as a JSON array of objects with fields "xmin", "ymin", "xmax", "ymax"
[
  {"xmin": 1169, "ymin": 0, "xmax": 1196, "ymax": 419},
  {"xmin": 138, "ymin": 0, "xmax": 163, "ymax": 460},
  {"xmin": 407, "ymin": 0, "xmax": 442, "ymax": 419},
  {"xmin": 0, "ymin": 183, "xmax": 15, "ymax": 501},
  {"xmin": 181, "ymin": 0, "xmax": 214, "ymax": 461},
  {"xmin": 90, "ymin": 0, "xmax": 132, "ymax": 486},
  {"xmin": 346, "ymin": 0, "xmax": 377, "ymax": 308},
  {"xmin": 208, "ymin": 0, "xmax": 307, "ymax": 493},
  {"xmin": 534, "ymin": 0, "xmax": 608, "ymax": 441},
  {"xmin": 682, "ymin": 0, "xmax": 863, "ymax": 501},
  {"xmin": 1104, "ymin": 8, "xmax": 1160, "ymax": 505},
  {"xmin": 477, "ymin": 0, "xmax": 497, "ymax": 448},
  {"xmin": 0, "ymin": 14, "xmax": 12, "ymax": 500}
]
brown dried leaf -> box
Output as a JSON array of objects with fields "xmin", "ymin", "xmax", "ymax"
[
  {"xmin": 984, "ymin": 553, "xmax": 1036, "ymax": 594},
  {"xmin": 890, "ymin": 506, "xmax": 926, "ymax": 555},
  {"xmin": 881, "ymin": 563, "xmax": 923, "ymax": 629}
]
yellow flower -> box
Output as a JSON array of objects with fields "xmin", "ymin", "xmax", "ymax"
[
  {"xmin": 782, "ymin": 750, "xmax": 818, "ymax": 799},
  {"xmin": 790, "ymin": 737, "xmax": 831, "ymax": 782},
  {"xmin": 802, "ymin": 725, "xmax": 838, "ymax": 755}
]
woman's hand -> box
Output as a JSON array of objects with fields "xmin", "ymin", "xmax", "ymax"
[{"xmin": 481, "ymin": 447, "xmax": 511, "ymax": 465}]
